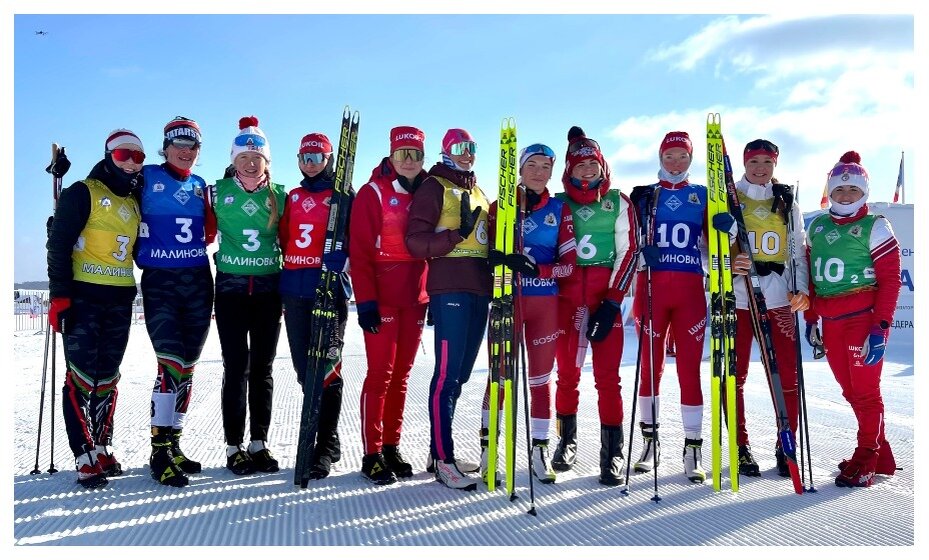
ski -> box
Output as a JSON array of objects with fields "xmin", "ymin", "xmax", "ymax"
[
  {"xmin": 294, "ymin": 107, "xmax": 359, "ymax": 488},
  {"xmin": 720, "ymin": 136, "xmax": 804, "ymax": 495},
  {"xmin": 706, "ymin": 114, "xmax": 739, "ymax": 492},
  {"xmin": 487, "ymin": 117, "xmax": 517, "ymax": 493}
]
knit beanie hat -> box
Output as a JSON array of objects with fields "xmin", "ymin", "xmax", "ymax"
[
  {"xmin": 163, "ymin": 116, "xmax": 201, "ymax": 149},
  {"xmin": 299, "ymin": 132, "xmax": 332, "ymax": 155},
  {"xmin": 827, "ymin": 151, "xmax": 869, "ymax": 197},
  {"xmin": 230, "ymin": 116, "xmax": 270, "ymax": 163},
  {"xmin": 105, "ymin": 129, "xmax": 143, "ymax": 152},
  {"xmin": 390, "ymin": 126, "xmax": 425, "ymax": 152},
  {"xmin": 659, "ymin": 131, "xmax": 693, "ymax": 156}
]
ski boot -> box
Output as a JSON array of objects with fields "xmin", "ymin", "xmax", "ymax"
[
  {"xmin": 361, "ymin": 452, "xmax": 398, "ymax": 486},
  {"xmin": 531, "ymin": 439, "xmax": 557, "ymax": 484},
  {"xmin": 75, "ymin": 451, "xmax": 108, "ymax": 489},
  {"xmin": 551, "ymin": 413, "xmax": 577, "ymax": 472},
  {"xmin": 599, "ymin": 425, "xmax": 625, "ymax": 486},
  {"xmin": 634, "ymin": 422, "xmax": 660, "ymax": 473},
  {"xmin": 738, "ymin": 444, "xmax": 761, "ymax": 477},
  {"xmin": 683, "ymin": 437, "xmax": 707, "ymax": 483},
  {"xmin": 150, "ymin": 429, "xmax": 190, "ymax": 487},
  {"xmin": 248, "ymin": 440, "xmax": 280, "ymax": 473},
  {"xmin": 170, "ymin": 429, "xmax": 202, "ymax": 474},
  {"xmin": 383, "ymin": 444, "xmax": 413, "ymax": 478},
  {"xmin": 434, "ymin": 459, "xmax": 479, "ymax": 491},
  {"xmin": 94, "ymin": 444, "xmax": 123, "ymax": 477}
]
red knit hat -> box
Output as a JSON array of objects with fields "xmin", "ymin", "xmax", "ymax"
[
  {"xmin": 390, "ymin": 126, "xmax": 425, "ymax": 152},
  {"xmin": 299, "ymin": 133, "xmax": 332, "ymax": 155},
  {"xmin": 659, "ymin": 131, "xmax": 692, "ymax": 156},
  {"xmin": 565, "ymin": 125, "xmax": 605, "ymax": 172}
]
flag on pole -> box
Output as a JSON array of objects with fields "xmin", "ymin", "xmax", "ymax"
[
  {"xmin": 893, "ymin": 152, "xmax": 904, "ymax": 203},
  {"xmin": 820, "ymin": 172, "xmax": 829, "ymax": 209}
]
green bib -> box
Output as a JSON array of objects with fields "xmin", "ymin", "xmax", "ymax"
[
  {"xmin": 557, "ymin": 189, "xmax": 619, "ymax": 267},
  {"xmin": 213, "ymin": 178, "xmax": 286, "ymax": 275},
  {"xmin": 808, "ymin": 213, "xmax": 877, "ymax": 297}
]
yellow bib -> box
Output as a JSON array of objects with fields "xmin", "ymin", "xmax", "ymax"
[
  {"xmin": 71, "ymin": 178, "xmax": 140, "ymax": 286},
  {"xmin": 741, "ymin": 196, "xmax": 788, "ymax": 263},
  {"xmin": 434, "ymin": 176, "xmax": 489, "ymax": 258}
]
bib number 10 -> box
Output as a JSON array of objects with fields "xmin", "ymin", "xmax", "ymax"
[
  {"xmin": 655, "ymin": 223, "xmax": 691, "ymax": 249},
  {"xmin": 813, "ymin": 256, "xmax": 859, "ymax": 284}
]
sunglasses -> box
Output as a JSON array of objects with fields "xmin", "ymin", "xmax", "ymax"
[
  {"xmin": 391, "ymin": 149, "xmax": 424, "ymax": 162},
  {"xmin": 568, "ymin": 138, "xmax": 600, "ymax": 157},
  {"xmin": 110, "ymin": 148, "xmax": 145, "ymax": 164},
  {"xmin": 168, "ymin": 138, "xmax": 200, "ymax": 150},
  {"xmin": 448, "ymin": 141, "xmax": 477, "ymax": 156},
  {"xmin": 300, "ymin": 152, "xmax": 327, "ymax": 165},
  {"xmin": 744, "ymin": 139, "xmax": 779, "ymax": 156}
]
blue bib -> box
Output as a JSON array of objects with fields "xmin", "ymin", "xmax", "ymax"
[
  {"xmin": 135, "ymin": 165, "xmax": 209, "ymax": 268},
  {"xmin": 642, "ymin": 184, "xmax": 706, "ymax": 275},
  {"xmin": 520, "ymin": 196, "xmax": 562, "ymax": 296}
]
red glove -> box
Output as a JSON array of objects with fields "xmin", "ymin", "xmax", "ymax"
[{"xmin": 48, "ymin": 297, "xmax": 71, "ymax": 333}]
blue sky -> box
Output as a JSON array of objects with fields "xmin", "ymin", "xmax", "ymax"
[{"xmin": 9, "ymin": 10, "xmax": 914, "ymax": 282}]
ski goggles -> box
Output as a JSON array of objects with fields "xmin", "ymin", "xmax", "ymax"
[
  {"xmin": 300, "ymin": 152, "xmax": 328, "ymax": 165},
  {"xmin": 391, "ymin": 148, "xmax": 425, "ymax": 162},
  {"xmin": 519, "ymin": 144, "xmax": 555, "ymax": 168},
  {"xmin": 448, "ymin": 141, "xmax": 477, "ymax": 156},
  {"xmin": 743, "ymin": 139, "xmax": 779, "ymax": 163},
  {"xmin": 110, "ymin": 148, "xmax": 145, "ymax": 164},
  {"xmin": 167, "ymin": 138, "xmax": 200, "ymax": 150}
]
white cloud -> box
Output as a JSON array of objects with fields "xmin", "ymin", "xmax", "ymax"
[{"xmin": 607, "ymin": 14, "xmax": 912, "ymax": 211}]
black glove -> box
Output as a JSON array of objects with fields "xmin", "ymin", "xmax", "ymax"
[
  {"xmin": 458, "ymin": 191, "xmax": 482, "ymax": 239},
  {"xmin": 426, "ymin": 307, "xmax": 434, "ymax": 326},
  {"xmin": 488, "ymin": 249, "xmax": 506, "ymax": 267},
  {"xmin": 771, "ymin": 183, "xmax": 793, "ymax": 223},
  {"xmin": 586, "ymin": 299, "xmax": 622, "ymax": 342},
  {"xmin": 641, "ymin": 245, "xmax": 661, "ymax": 268},
  {"xmin": 630, "ymin": 185, "xmax": 654, "ymax": 208},
  {"xmin": 712, "ymin": 212, "xmax": 738, "ymax": 238},
  {"xmin": 504, "ymin": 253, "xmax": 539, "ymax": 277},
  {"xmin": 357, "ymin": 301, "xmax": 381, "ymax": 334}
]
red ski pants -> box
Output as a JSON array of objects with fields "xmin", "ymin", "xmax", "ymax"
[
  {"xmin": 483, "ymin": 294, "xmax": 558, "ymax": 439},
  {"xmin": 822, "ymin": 311, "xmax": 889, "ymax": 452},
  {"xmin": 733, "ymin": 306, "xmax": 799, "ymax": 446},
  {"xmin": 633, "ymin": 271, "xmax": 706, "ymax": 407},
  {"xmin": 359, "ymin": 303, "xmax": 427, "ymax": 454},
  {"xmin": 555, "ymin": 293, "xmax": 624, "ymax": 427}
]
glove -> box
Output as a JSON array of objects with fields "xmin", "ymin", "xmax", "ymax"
[
  {"xmin": 488, "ymin": 249, "xmax": 506, "ymax": 268},
  {"xmin": 630, "ymin": 185, "xmax": 653, "ymax": 208},
  {"xmin": 525, "ymin": 188, "xmax": 542, "ymax": 210},
  {"xmin": 426, "ymin": 307, "xmax": 434, "ymax": 326},
  {"xmin": 771, "ymin": 183, "xmax": 794, "ymax": 221},
  {"xmin": 48, "ymin": 297, "xmax": 71, "ymax": 333},
  {"xmin": 504, "ymin": 253, "xmax": 539, "ymax": 277},
  {"xmin": 712, "ymin": 212, "xmax": 739, "ymax": 238},
  {"xmin": 322, "ymin": 249, "xmax": 348, "ymax": 273},
  {"xmin": 860, "ymin": 325, "xmax": 888, "ymax": 366},
  {"xmin": 805, "ymin": 322, "xmax": 822, "ymax": 348},
  {"xmin": 586, "ymin": 299, "xmax": 622, "ymax": 342},
  {"xmin": 641, "ymin": 245, "xmax": 661, "ymax": 268},
  {"xmin": 789, "ymin": 292, "xmax": 810, "ymax": 313},
  {"xmin": 732, "ymin": 252, "xmax": 752, "ymax": 275},
  {"xmin": 356, "ymin": 301, "xmax": 381, "ymax": 335},
  {"xmin": 458, "ymin": 191, "xmax": 482, "ymax": 239}
]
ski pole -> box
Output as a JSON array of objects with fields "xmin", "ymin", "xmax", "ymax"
[
  {"xmin": 621, "ymin": 304, "xmax": 646, "ymax": 495},
  {"xmin": 31, "ymin": 325, "xmax": 53, "ymax": 475},
  {"xmin": 785, "ymin": 197, "xmax": 816, "ymax": 492}
]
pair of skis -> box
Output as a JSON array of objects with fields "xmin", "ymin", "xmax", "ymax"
[
  {"xmin": 294, "ymin": 107, "xmax": 359, "ymax": 488},
  {"xmin": 706, "ymin": 115, "xmax": 740, "ymax": 493},
  {"xmin": 707, "ymin": 114, "xmax": 804, "ymax": 494},
  {"xmin": 487, "ymin": 118, "xmax": 519, "ymax": 497}
]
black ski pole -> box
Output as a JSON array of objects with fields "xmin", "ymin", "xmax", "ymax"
[
  {"xmin": 785, "ymin": 194, "xmax": 816, "ymax": 492},
  {"xmin": 641, "ymin": 188, "xmax": 662, "ymax": 502},
  {"xmin": 621, "ymin": 304, "xmax": 647, "ymax": 495}
]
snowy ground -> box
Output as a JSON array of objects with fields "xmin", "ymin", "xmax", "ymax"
[{"xmin": 10, "ymin": 309, "xmax": 914, "ymax": 548}]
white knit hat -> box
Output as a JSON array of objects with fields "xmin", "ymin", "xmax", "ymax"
[{"xmin": 230, "ymin": 116, "xmax": 270, "ymax": 163}]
